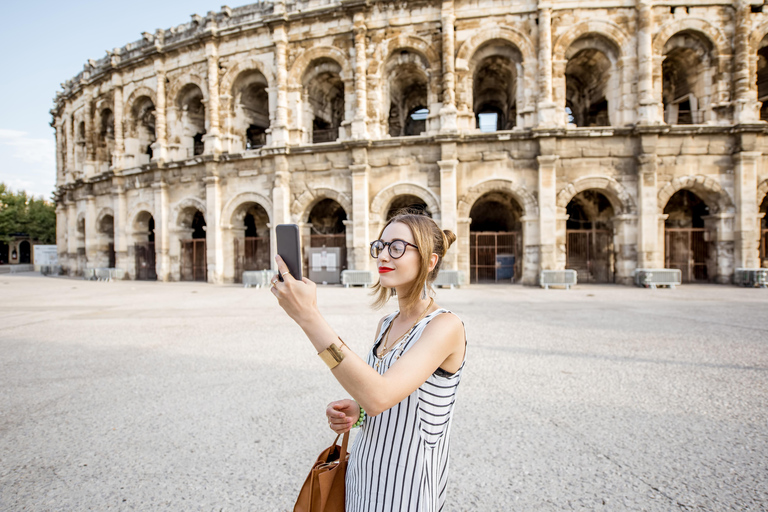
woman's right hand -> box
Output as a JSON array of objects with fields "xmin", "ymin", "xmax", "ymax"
[{"xmin": 326, "ymin": 399, "xmax": 360, "ymax": 434}]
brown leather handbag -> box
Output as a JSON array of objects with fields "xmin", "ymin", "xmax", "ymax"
[{"xmin": 294, "ymin": 431, "xmax": 349, "ymax": 512}]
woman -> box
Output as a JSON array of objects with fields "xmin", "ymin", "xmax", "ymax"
[{"xmin": 271, "ymin": 212, "xmax": 466, "ymax": 512}]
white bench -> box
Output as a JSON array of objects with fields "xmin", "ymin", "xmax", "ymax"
[
  {"xmin": 733, "ymin": 268, "xmax": 768, "ymax": 288},
  {"xmin": 433, "ymin": 270, "xmax": 462, "ymax": 289},
  {"xmin": 341, "ymin": 270, "xmax": 374, "ymax": 288},
  {"xmin": 633, "ymin": 268, "xmax": 682, "ymax": 289},
  {"xmin": 243, "ymin": 270, "xmax": 276, "ymax": 288},
  {"xmin": 540, "ymin": 270, "xmax": 577, "ymax": 290}
]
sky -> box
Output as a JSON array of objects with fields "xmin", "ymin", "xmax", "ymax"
[{"xmin": 0, "ymin": 0, "xmax": 230, "ymax": 200}]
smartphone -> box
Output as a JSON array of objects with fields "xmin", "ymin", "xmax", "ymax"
[{"xmin": 275, "ymin": 224, "xmax": 303, "ymax": 281}]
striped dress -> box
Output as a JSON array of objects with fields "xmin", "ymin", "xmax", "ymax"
[{"xmin": 346, "ymin": 309, "xmax": 466, "ymax": 512}]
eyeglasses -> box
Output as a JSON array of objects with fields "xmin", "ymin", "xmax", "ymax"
[{"xmin": 370, "ymin": 239, "xmax": 419, "ymax": 259}]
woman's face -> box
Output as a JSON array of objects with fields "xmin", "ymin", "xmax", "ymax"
[{"xmin": 375, "ymin": 222, "xmax": 421, "ymax": 289}]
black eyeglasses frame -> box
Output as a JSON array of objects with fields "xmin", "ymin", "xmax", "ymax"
[{"xmin": 369, "ymin": 239, "xmax": 419, "ymax": 259}]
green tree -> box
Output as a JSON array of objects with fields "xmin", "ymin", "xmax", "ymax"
[{"xmin": 0, "ymin": 183, "xmax": 56, "ymax": 244}]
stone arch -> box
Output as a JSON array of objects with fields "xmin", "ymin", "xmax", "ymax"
[
  {"xmin": 292, "ymin": 188, "xmax": 352, "ymax": 223},
  {"xmin": 76, "ymin": 210, "xmax": 86, "ymax": 230},
  {"xmin": 288, "ymin": 46, "xmax": 353, "ymax": 86},
  {"xmin": 124, "ymin": 86, "xmax": 157, "ymax": 116},
  {"xmin": 221, "ymin": 191, "xmax": 273, "ymax": 228},
  {"xmin": 370, "ymin": 183, "xmax": 441, "ymax": 222},
  {"xmin": 128, "ymin": 203, "xmax": 154, "ymax": 232},
  {"xmin": 220, "ymin": 58, "xmax": 274, "ymax": 95},
  {"xmin": 657, "ymin": 175, "xmax": 734, "ymax": 214},
  {"xmin": 750, "ymin": 20, "xmax": 768, "ymax": 53},
  {"xmin": 457, "ymin": 179, "xmax": 538, "ymax": 219},
  {"xmin": 168, "ymin": 74, "xmax": 209, "ymax": 107},
  {"xmin": 95, "ymin": 207, "xmax": 115, "ymax": 232},
  {"xmin": 370, "ymin": 34, "xmax": 441, "ymax": 77},
  {"xmin": 652, "ymin": 18, "xmax": 729, "ymax": 61},
  {"xmin": 457, "ymin": 26, "xmax": 536, "ymax": 68},
  {"xmin": 758, "ymin": 179, "xmax": 768, "ymax": 204},
  {"xmin": 172, "ymin": 196, "xmax": 207, "ymax": 227},
  {"xmin": 553, "ymin": 20, "xmax": 632, "ymax": 62},
  {"xmin": 556, "ymin": 176, "xmax": 636, "ymax": 215}
]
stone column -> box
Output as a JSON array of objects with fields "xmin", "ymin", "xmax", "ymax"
[
  {"xmin": 271, "ymin": 155, "xmax": 292, "ymax": 269},
  {"xmin": 66, "ymin": 115, "xmax": 75, "ymax": 176},
  {"xmin": 271, "ymin": 25, "xmax": 289, "ymax": 145},
  {"xmin": 153, "ymin": 181, "xmax": 171, "ymax": 281},
  {"xmin": 55, "ymin": 123, "xmax": 64, "ymax": 184},
  {"xmin": 56, "ymin": 203, "xmax": 68, "ymax": 271},
  {"xmin": 636, "ymin": 0, "xmax": 660, "ymax": 125},
  {"xmin": 734, "ymin": 0, "xmax": 760, "ymax": 123},
  {"xmin": 520, "ymin": 215, "xmax": 540, "ymax": 285},
  {"xmin": 204, "ymin": 174, "xmax": 224, "ymax": 283},
  {"xmin": 438, "ymin": 152, "xmax": 459, "ymax": 269},
  {"xmin": 113, "ymin": 75, "xmax": 125, "ymax": 170},
  {"xmin": 113, "ymin": 182, "xmax": 129, "ymax": 275},
  {"xmin": 537, "ymin": 153, "xmax": 559, "ymax": 270},
  {"xmin": 84, "ymin": 96, "xmax": 95, "ymax": 177},
  {"xmin": 536, "ymin": 4, "xmax": 556, "ymax": 127},
  {"xmin": 439, "ymin": 0, "xmax": 458, "ymax": 132},
  {"xmin": 153, "ymin": 59, "xmax": 168, "ymax": 162},
  {"xmin": 352, "ymin": 13, "xmax": 369, "ymax": 139},
  {"xmin": 204, "ymin": 40, "xmax": 222, "ymax": 154},
  {"xmin": 350, "ymin": 162, "xmax": 370, "ymax": 271},
  {"xmin": 636, "ymin": 152, "xmax": 662, "ymax": 268},
  {"xmin": 734, "ymin": 151, "xmax": 761, "ymax": 268},
  {"xmin": 67, "ymin": 202, "xmax": 78, "ymax": 274},
  {"xmin": 85, "ymin": 195, "xmax": 97, "ymax": 268}
]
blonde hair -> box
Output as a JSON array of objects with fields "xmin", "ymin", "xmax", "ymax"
[{"xmin": 371, "ymin": 211, "xmax": 457, "ymax": 311}]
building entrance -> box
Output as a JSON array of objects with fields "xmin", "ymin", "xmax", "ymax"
[
  {"xmin": 664, "ymin": 190, "xmax": 710, "ymax": 283},
  {"xmin": 469, "ymin": 192, "xmax": 522, "ymax": 283},
  {"xmin": 565, "ymin": 190, "xmax": 614, "ymax": 283},
  {"xmin": 181, "ymin": 210, "xmax": 207, "ymax": 282}
]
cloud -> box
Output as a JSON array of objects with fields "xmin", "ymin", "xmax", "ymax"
[
  {"xmin": 0, "ymin": 129, "xmax": 57, "ymax": 199},
  {"xmin": 0, "ymin": 129, "xmax": 55, "ymax": 166}
]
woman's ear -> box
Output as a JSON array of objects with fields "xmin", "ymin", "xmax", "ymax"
[{"xmin": 428, "ymin": 253, "xmax": 439, "ymax": 272}]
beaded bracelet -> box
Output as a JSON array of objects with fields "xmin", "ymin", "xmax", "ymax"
[{"xmin": 352, "ymin": 406, "xmax": 366, "ymax": 428}]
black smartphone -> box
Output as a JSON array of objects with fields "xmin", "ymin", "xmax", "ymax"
[{"xmin": 276, "ymin": 224, "xmax": 303, "ymax": 281}]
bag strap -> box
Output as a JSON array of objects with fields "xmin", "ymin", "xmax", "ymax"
[{"xmin": 325, "ymin": 431, "xmax": 350, "ymax": 463}]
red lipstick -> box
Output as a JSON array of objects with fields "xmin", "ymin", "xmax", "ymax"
[{"xmin": 378, "ymin": 267, "xmax": 394, "ymax": 274}]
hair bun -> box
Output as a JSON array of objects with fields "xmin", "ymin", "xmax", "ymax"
[{"xmin": 442, "ymin": 229, "xmax": 457, "ymax": 255}]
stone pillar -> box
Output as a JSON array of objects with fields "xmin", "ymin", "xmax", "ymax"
[
  {"xmin": 520, "ymin": 215, "xmax": 540, "ymax": 285},
  {"xmin": 67, "ymin": 202, "xmax": 78, "ymax": 275},
  {"xmin": 204, "ymin": 40, "xmax": 222, "ymax": 154},
  {"xmin": 352, "ymin": 13, "xmax": 369, "ymax": 139},
  {"xmin": 440, "ymin": 0, "xmax": 458, "ymax": 132},
  {"xmin": 350, "ymin": 149, "xmax": 371, "ymax": 271},
  {"xmin": 704, "ymin": 213, "xmax": 735, "ymax": 283},
  {"xmin": 83, "ymin": 97, "xmax": 95, "ymax": 177},
  {"xmin": 438, "ymin": 153, "xmax": 459, "ymax": 269},
  {"xmin": 152, "ymin": 59, "xmax": 168, "ymax": 162},
  {"xmin": 113, "ymin": 183, "xmax": 129, "ymax": 275},
  {"xmin": 636, "ymin": 0, "xmax": 660, "ymax": 125},
  {"xmin": 636, "ymin": 152, "xmax": 662, "ymax": 268},
  {"xmin": 66, "ymin": 115, "xmax": 75, "ymax": 176},
  {"xmin": 537, "ymin": 153, "xmax": 559, "ymax": 271},
  {"xmin": 85, "ymin": 195, "xmax": 97, "ymax": 268},
  {"xmin": 55, "ymin": 123, "xmax": 64, "ymax": 184},
  {"xmin": 734, "ymin": 0, "xmax": 760, "ymax": 123},
  {"xmin": 113, "ymin": 75, "xmax": 125, "ymax": 170},
  {"xmin": 734, "ymin": 151, "xmax": 761, "ymax": 268},
  {"xmin": 56, "ymin": 203, "xmax": 68, "ymax": 271},
  {"xmin": 271, "ymin": 155, "xmax": 292, "ymax": 269},
  {"xmin": 271, "ymin": 25, "xmax": 289, "ymax": 145},
  {"xmin": 204, "ymin": 174, "xmax": 224, "ymax": 283},
  {"xmin": 153, "ymin": 181, "xmax": 171, "ymax": 281},
  {"xmin": 536, "ymin": 4, "xmax": 556, "ymax": 127}
]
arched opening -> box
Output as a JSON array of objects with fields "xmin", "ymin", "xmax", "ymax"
[
  {"xmin": 664, "ymin": 190, "xmax": 710, "ymax": 282},
  {"xmin": 305, "ymin": 199, "xmax": 347, "ymax": 284},
  {"xmin": 98, "ymin": 108, "xmax": 115, "ymax": 167},
  {"xmin": 386, "ymin": 195, "xmax": 431, "ymax": 220},
  {"xmin": 134, "ymin": 212, "xmax": 156, "ymax": 281},
  {"xmin": 303, "ymin": 59, "xmax": 345, "ymax": 143},
  {"xmin": 76, "ymin": 215, "xmax": 86, "ymax": 273},
  {"xmin": 566, "ymin": 190, "xmax": 615, "ymax": 283},
  {"xmin": 387, "ymin": 52, "xmax": 429, "ymax": 137},
  {"xmin": 472, "ymin": 41, "xmax": 520, "ymax": 132},
  {"xmin": 19, "ymin": 240, "xmax": 31, "ymax": 264},
  {"xmin": 75, "ymin": 121, "xmax": 86, "ymax": 169},
  {"xmin": 565, "ymin": 46, "xmax": 612, "ymax": 127},
  {"xmin": 760, "ymin": 194, "xmax": 768, "ymax": 267},
  {"xmin": 758, "ymin": 36, "xmax": 768, "ymax": 122},
  {"xmin": 662, "ymin": 31, "xmax": 715, "ymax": 125},
  {"xmin": 98, "ymin": 214, "xmax": 116, "ymax": 268},
  {"xmin": 0, "ymin": 241, "xmax": 8, "ymax": 264},
  {"xmin": 233, "ymin": 203, "xmax": 270, "ymax": 282},
  {"xmin": 180, "ymin": 208, "xmax": 207, "ymax": 282},
  {"xmin": 469, "ymin": 192, "xmax": 523, "ymax": 283},
  {"xmin": 177, "ymin": 85, "xmax": 206, "ymax": 157},
  {"xmin": 129, "ymin": 96, "xmax": 156, "ymax": 163},
  {"xmin": 233, "ymin": 71, "xmax": 269, "ymax": 150}
]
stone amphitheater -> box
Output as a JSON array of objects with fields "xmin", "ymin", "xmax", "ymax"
[{"xmin": 51, "ymin": 0, "xmax": 768, "ymax": 286}]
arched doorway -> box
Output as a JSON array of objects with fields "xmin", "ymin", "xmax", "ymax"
[
  {"xmin": 234, "ymin": 203, "xmax": 270, "ymax": 282},
  {"xmin": 180, "ymin": 210, "xmax": 207, "ymax": 282},
  {"xmin": 306, "ymin": 198, "xmax": 347, "ymax": 284},
  {"xmin": 664, "ymin": 190, "xmax": 710, "ymax": 283},
  {"xmin": 760, "ymin": 194, "xmax": 768, "ymax": 267},
  {"xmin": 386, "ymin": 195, "xmax": 430, "ymax": 219},
  {"xmin": 565, "ymin": 190, "xmax": 615, "ymax": 283},
  {"xmin": 469, "ymin": 192, "xmax": 523, "ymax": 283},
  {"xmin": 134, "ymin": 212, "xmax": 156, "ymax": 281},
  {"xmin": 19, "ymin": 241, "xmax": 31, "ymax": 264},
  {"xmin": 98, "ymin": 214, "xmax": 116, "ymax": 268}
]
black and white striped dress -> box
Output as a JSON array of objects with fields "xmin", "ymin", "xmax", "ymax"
[{"xmin": 346, "ymin": 309, "xmax": 466, "ymax": 512}]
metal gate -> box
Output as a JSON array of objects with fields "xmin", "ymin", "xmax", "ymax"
[
  {"xmin": 108, "ymin": 242, "xmax": 116, "ymax": 268},
  {"xmin": 566, "ymin": 229, "xmax": 613, "ymax": 283},
  {"xmin": 665, "ymin": 228, "xmax": 708, "ymax": 283},
  {"xmin": 470, "ymin": 232, "xmax": 520, "ymax": 283},
  {"xmin": 234, "ymin": 236, "xmax": 271, "ymax": 283},
  {"xmin": 181, "ymin": 239, "xmax": 207, "ymax": 282},
  {"xmin": 761, "ymin": 229, "xmax": 768, "ymax": 268},
  {"xmin": 135, "ymin": 242, "xmax": 156, "ymax": 281}
]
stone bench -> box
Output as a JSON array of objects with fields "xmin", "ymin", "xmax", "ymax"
[
  {"xmin": 539, "ymin": 270, "xmax": 577, "ymax": 290},
  {"xmin": 341, "ymin": 270, "xmax": 374, "ymax": 288},
  {"xmin": 633, "ymin": 268, "xmax": 682, "ymax": 289}
]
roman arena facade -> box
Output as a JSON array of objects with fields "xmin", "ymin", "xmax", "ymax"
[{"xmin": 52, "ymin": 0, "xmax": 768, "ymax": 285}]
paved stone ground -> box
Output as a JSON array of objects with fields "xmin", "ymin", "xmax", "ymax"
[{"xmin": 1, "ymin": 273, "xmax": 767, "ymax": 511}]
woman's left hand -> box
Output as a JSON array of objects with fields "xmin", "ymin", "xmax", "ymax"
[{"xmin": 270, "ymin": 255, "xmax": 319, "ymax": 325}]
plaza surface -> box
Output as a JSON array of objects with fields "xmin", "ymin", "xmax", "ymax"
[{"xmin": 1, "ymin": 274, "xmax": 767, "ymax": 511}]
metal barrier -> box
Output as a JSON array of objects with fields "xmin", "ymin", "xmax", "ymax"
[
  {"xmin": 633, "ymin": 268, "xmax": 682, "ymax": 289},
  {"xmin": 243, "ymin": 270, "xmax": 276, "ymax": 288},
  {"xmin": 84, "ymin": 268, "xmax": 125, "ymax": 281},
  {"xmin": 341, "ymin": 270, "xmax": 374, "ymax": 288},
  {"xmin": 40, "ymin": 265, "xmax": 64, "ymax": 276},
  {"xmin": 433, "ymin": 270, "xmax": 463, "ymax": 289},
  {"xmin": 734, "ymin": 268, "xmax": 768, "ymax": 288},
  {"xmin": 540, "ymin": 270, "xmax": 577, "ymax": 290},
  {"xmin": 0, "ymin": 264, "xmax": 36, "ymax": 274}
]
